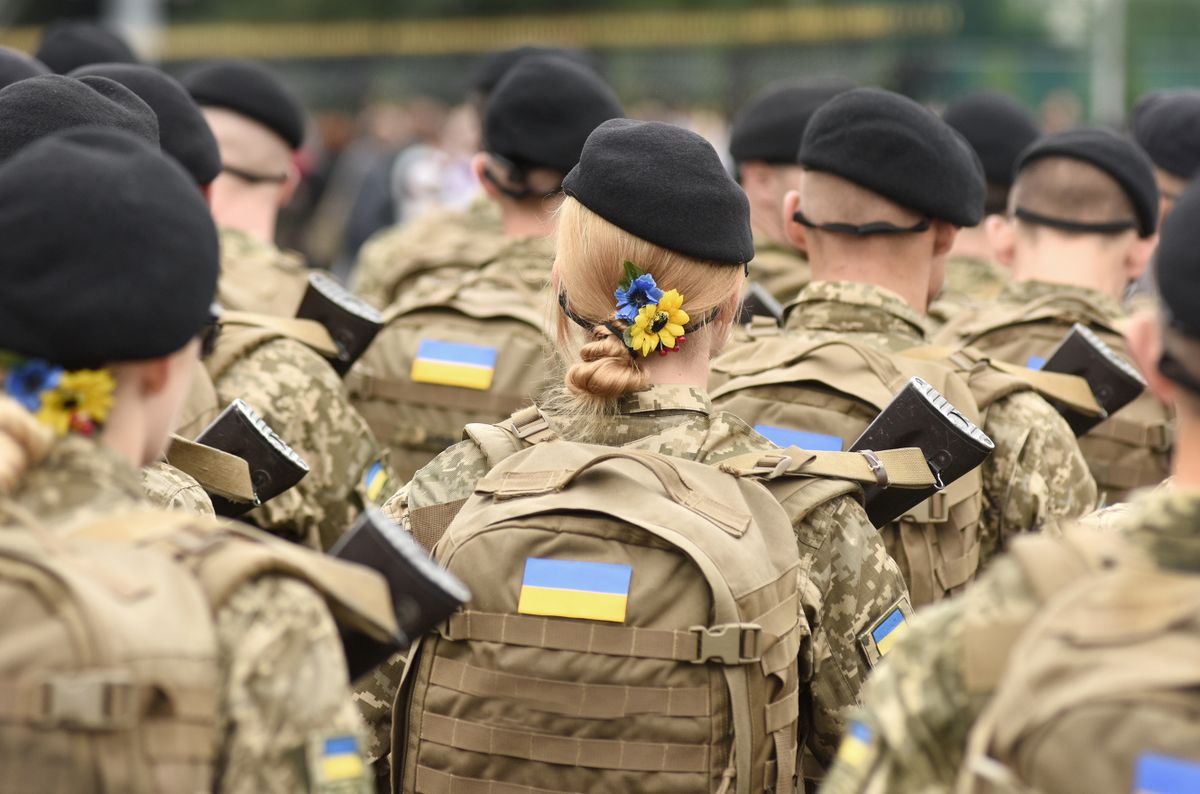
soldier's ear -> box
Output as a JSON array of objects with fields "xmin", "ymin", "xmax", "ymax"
[
  {"xmin": 986, "ymin": 214, "xmax": 1016, "ymax": 267},
  {"xmin": 782, "ymin": 190, "xmax": 807, "ymax": 253},
  {"xmin": 278, "ymin": 159, "xmax": 301, "ymax": 208},
  {"xmin": 1125, "ymin": 233, "xmax": 1158, "ymax": 283},
  {"xmin": 1126, "ymin": 310, "xmax": 1175, "ymax": 405},
  {"xmin": 472, "ymin": 152, "xmax": 501, "ymax": 200},
  {"xmin": 931, "ymin": 220, "xmax": 956, "ymax": 259}
]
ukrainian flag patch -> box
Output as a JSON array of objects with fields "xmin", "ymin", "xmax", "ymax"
[
  {"xmin": 411, "ymin": 339, "xmax": 497, "ymax": 391},
  {"xmin": 1026, "ymin": 355, "xmax": 1046, "ymax": 370},
  {"xmin": 754, "ymin": 424, "xmax": 843, "ymax": 451},
  {"xmin": 836, "ymin": 721, "xmax": 873, "ymax": 768},
  {"xmin": 871, "ymin": 606, "xmax": 909, "ymax": 656},
  {"xmin": 309, "ymin": 734, "xmax": 365, "ymax": 787},
  {"xmin": 1135, "ymin": 753, "xmax": 1200, "ymax": 794},
  {"xmin": 363, "ymin": 460, "xmax": 388, "ymax": 502},
  {"xmin": 517, "ymin": 558, "xmax": 632, "ymax": 623}
]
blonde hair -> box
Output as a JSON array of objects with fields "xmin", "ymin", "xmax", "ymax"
[
  {"xmin": 0, "ymin": 396, "xmax": 53, "ymax": 495},
  {"xmin": 551, "ymin": 197, "xmax": 744, "ymax": 415}
]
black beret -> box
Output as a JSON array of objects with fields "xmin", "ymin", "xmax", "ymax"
[
  {"xmin": 0, "ymin": 128, "xmax": 218, "ymax": 368},
  {"xmin": 729, "ymin": 77, "xmax": 854, "ymax": 166},
  {"xmin": 943, "ymin": 91, "xmax": 1040, "ymax": 186},
  {"xmin": 471, "ymin": 45, "xmax": 599, "ymax": 97},
  {"xmin": 1132, "ymin": 90, "xmax": 1200, "ymax": 180},
  {"xmin": 800, "ymin": 87, "xmax": 985, "ymax": 227},
  {"xmin": 72, "ymin": 63, "xmax": 221, "ymax": 185},
  {"xmin": 1015, "ymin": 127, "xmax": 1159, "ymax": 237},
  {"xmin": 1157, "ymin": 180, "xmax": 1200, "ymax": 337},
  {"xmin": 182, "ymin": 59, "xmax": 305, "ymax": 150},
  {"xmin": 35, "ymin": 20, "xmax": 137, "ymax": 74},
  {"xmin": 0, "ymin": 47, "xmax": 49, "ymax": 90},
  {"xmin": 485, "ymin": 55, "xmax": 623, "ymax": 173},
  {"xmin": 0, "ymin": 75, "xmax": 159, "ymax": 164},
  {"xmin": 563, "ymin": 118, "xmax": 754, "ymax": 266}
]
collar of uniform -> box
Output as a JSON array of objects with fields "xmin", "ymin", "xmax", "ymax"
[
  {"xmin": 3, "ymin": 434, "xmax": 147, "ymax": 525},
  {"xmin": 218, "ymin": 225, "xmax": 306, "ymax": 274},
  {"xmin": 618, "ymin": 384, "xmax": 713, "ymax": 415},
  {"xmin": 1001, "ymin": 279, "xmax": 1125, "ymax": 321},
  {"xmin": 783, "ymin": 280, "xmax": 929, "ymax": 343},
  {"xmin": 1120, "ymin": 485, "xmax": 1200, "ymax": 573}
]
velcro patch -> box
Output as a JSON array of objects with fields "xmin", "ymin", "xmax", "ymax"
[
  {"xmin": 1026, "ymin": 355, "xmax": 1046, "ymax": 370},
  {"xmin": 517, "ymin": 558, "xmax": 632, "ymax": 623},
  {"xmin": 1135, "ymin": 753, "xmax": 1200, "ymax": 794},
  {"xmin": 411, "ymin": 339, "xmax": 497, "ymax": 391},
  {"xmin": 858, "ymin": 596, "xmax": 913, "ymax": 667},
  {"xmin": 362, "ymin": 460, "xmax": 389, "ymax": 503},
  {"xmin": 836, "ymin": 721, "xmax": 874, "ymax": 769},
  {"xmin": 308, "ymin": 733, "xmax": 367, "ymax": 793}
]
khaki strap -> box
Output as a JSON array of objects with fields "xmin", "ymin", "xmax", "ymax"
[
  {"xmin": 772, "ymin": 723, "xmax": 798, "ymax": 793},
  {"xmin": 428, "ymin": 656, "xmax": 710, "ymax": 718},
  {"xmin": 408, "ymin": 498, "xmax": 468, "ymax": 552},
  {"xmin": 350, "ymin": 373, "xmax": 531, "ymax": 415},
  {"xmin": 0, "ymin": 675, "xmax": 216, "ymax": 729},
  {"xmin": 477, "ymin": 450, "xmax": 753, "ymax": 537},
  {"xmin": 440, "ymin": 610, "xmax": 761, "ymax": 664},
  {"xmin": 1102, "ymin": 414, "xmax": 1172, "ymax": 450},
  {"xmin": 463, "ymin": 422, "xmax": 529, "ymax": 471},
  {"xmin": 220, "ymin": 310, "xmax": 338, "ymax": 357},
  {"xmin": 764, "ymin": 687, "xmax": 800, "ymax": 734},
  {"xmin": 419, "ymin": 712, "xmax": 709, "ymax": 772},
  {"xmin": 165, "ymin": 435, "xmax": 256, "ymax": 504},
  {"xmin": 505, "ymin": 405, "xmax": 557, "ymax": 444},
  {"xmin": 903, "ymin": 345, "xmax": 1103, "ymax": 417},
  {"xmin": 719, "ymin": 448, "xmax": 935, "ymax": 489},
  {"xmin": 415, "ymin": 766, "xmax": 580, "ymax": 794}
]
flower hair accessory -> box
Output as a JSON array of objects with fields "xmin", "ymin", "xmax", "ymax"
[
  {"xmin": 614, "ymin": 261, "xmax": 690, "ymax": 357},
  {"xmin": 2, "ymin": 354, "xmax": 115, "ymax": 437}
]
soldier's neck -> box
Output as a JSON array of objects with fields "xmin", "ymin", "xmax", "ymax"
[
  {"xmin": 1171, "ymin": 410, "xmax": 1200, "ymax": 490},
  {"xmin": 642, "ymin": 334, "xmax": 715, "ymax": 390},
  {"xmin": 500, "ymin": 207, "xmax": 554, "ymax": 239},
  {"xmin": 948, "ymin": 224, "xmax": 998, "ymax": 263},
  {"xmin": 1010, "ymin": 243, "xmax": 1128, "ymax": 300},
  {"xmin": 750, "ymin": 205, "xmax": 788, "ymax": 249},
  {"xmin": 215, "ymin": 207, "xmax": 277, "ymax": 248},
  {"xmin": 809, "ymin": 258, "xmax": 932, "ymax": 314}
]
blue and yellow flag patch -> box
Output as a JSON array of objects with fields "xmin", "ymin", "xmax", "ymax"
[
  {"xmin": 871, "ymin": 606, "xmax": 908, "ymax": 656},
  {"xmin": 308, "ymin": 734, "xmax": 366, "ymax": 790},
  {"xmin": 1026, "ymin": 355, "xmax": 1046, "ymax": 370},
  {"xmin": 411, "ymin": 339, "xmax": 497, "ymax": 391},
  {"xmin": 517, "ymin": 558, "xmax": 632, "ymax": 623},
  {"xmin": 1136, "ymin": 753, "xmax": 1200, "ymax": 794},
  {"xmin": 753, "ymin": 424, "xmax": 843, "ymax": 451},
  {"xmin": 362, "ymin": 460, "xmax": 389, "ymax": 503},
  {"xmin": 836, "ymin": 721, "xmax": 874, "ymax": 769}
]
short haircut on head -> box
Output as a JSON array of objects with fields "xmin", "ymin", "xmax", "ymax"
[{"xmin": 1009, "ymin": 156, "xmax": 1137, "ymax": 233}]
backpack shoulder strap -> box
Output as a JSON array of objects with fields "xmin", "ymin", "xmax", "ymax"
[
  {"xmin": 219, "ymin": 311, "xmax": 339, "ymax": 357},
  {"xmin": 463, "ymin": 406, "xmax": 557, "ymax": 470},
  {"xmin": 718, "ymin": 447, "xmax": 935, "ymax": 489},
  {"xmin": 164, "ymin": 435, "xmax": 256, "ymax": 504}
]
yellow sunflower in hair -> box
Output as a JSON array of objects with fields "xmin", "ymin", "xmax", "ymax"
[
  {"xmin": 628, "ymin": 289, "xmax": 690, "ymax": 357},
  {"xmin": 37, "ymin": 369, "xmax": 115, "ymax": 436}
]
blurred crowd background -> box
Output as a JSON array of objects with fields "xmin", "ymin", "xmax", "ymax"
[{"xmin": 0, "ymin": 0, "xmax": 1183, "ymax": 276}]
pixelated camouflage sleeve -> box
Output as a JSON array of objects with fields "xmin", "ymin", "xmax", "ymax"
[
  {"xmin": 215, "ymin": 575, "xmax": 371, "ymax": 794},
  {"xmin": 818, "ymin": 556, "xmax": 1039, "ymax": 794},
  {"xmin": 214, "ymin": 337, "xmax": 394, "ymax": 551},
  {"xmin": 977, "ymin": 391, "xmax": 1098, "ymax": 561},
  {"xmin": 141, "ymin": 461, "xmax": 215, "ymax": 516},
  {"xmin": 794, "ymin": 493, "xmax": 911, "ymax": 771}
]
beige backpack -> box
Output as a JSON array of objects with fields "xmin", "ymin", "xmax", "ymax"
[
  {"xmin": 710, "ymin": 337, "xmax": 987, "ymax": 606},
  {"xmin": 347, "ymin": 269, "xmax": 556, "ymax": 481},
  {"xmin": 0, "ymin": 521, "xmax": 221, "ymax": 794},
  {"xmin": 957, "ymin": 531, "xmax": 1200, "ymax": 794},
  {"xmin": 944, "ymin": 293, "xmax": 1173, "ymax": 501},
  {"xmin": 390, "ymin": 432, "xmax": 933, "ymax": 794}
]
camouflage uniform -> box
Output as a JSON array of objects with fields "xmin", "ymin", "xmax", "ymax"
[
  {"xmin": 350, "ymin": 197, "xmax": 505, "ymax": 310},
  {"xmin": 356, "ymin": 384, "xmax": 910, "ymax": 782},
  {"xmin": 141, "ymin": 460, "xmax": 215, "ymax": 515},
  {"xmin": 927, "ymin": 255, "xmax": 1011, "ymax": 329},
  {"xmin": 818, "ymin": 485, "xmax": 1197, "ymax": 794},
  {"xmin": 209, "ymin": 330, "xmax": 393, "ymax": 551},
  {"xmin": 936, "ymin": 279, "xmax": 1173, "ymax": 503},
  {"xmin": 1, "ymin": 434, "xmax": 370, "ymax": 794},
  {"xmin": 217, "ymin": 226, "xmax": 311, "ymax": 318},
  {"xmin": 750, "ymin": 231, "xmax": 812, "ymax": 305},
  {"xmin": 784, "ymin": 281, "xmax": 1097, "ymax": 557}
]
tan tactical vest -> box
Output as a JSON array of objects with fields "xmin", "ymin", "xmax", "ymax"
[
  {"xmin": 947, "ymin": 293, "xmax": 1173, "ymax": 502},
  {"xmin": 710, "ymin": 337, "xmax": 988, "ymax": 607},
  {"xmin": 346, "ymin": 269, "xmax": 555, "ymax": 481},
  {"xmin": 957, "ymin": 531, "xmax": 1200, "ymax": 794}
]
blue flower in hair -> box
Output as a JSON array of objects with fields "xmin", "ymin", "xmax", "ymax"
[
  {"xmin": 4, "ymin": 359, "xmax": 63, "ymax": 412},
  {"xmin": 615, "ymin": 270, "xmax": 663, "ymax": 323}
]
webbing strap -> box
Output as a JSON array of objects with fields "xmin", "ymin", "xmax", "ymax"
[
  {"xmin": 441, "ymin": 610, "xmax": 699, "ymax": 661},
  {"xmin": 902, "ymin": 345, "xmax": 1103, "ymax": 416},
  {"xmin": 219, "ymin": 310, "xmax": 338, "ymax": 357},
  {"xmin": 420, "ymin": 712, "xmax": 710, "ymax": 772},
  {"xmin": 0, "ymin": 676, "xmax": 215, "ymax": 729},
  {"xmin": 408, "ymin": 498, "xmax": 468, "ymax": 552},
  {"xmin": 415, "ymin": 766, "xmax": 583, "ymax": 794},
  {"xmin": 165, "ymin": 435, "xmax": 256, "ymax": 504},
  {"xmin": 764, "ymin": 688, "xmax": 800, "ymax": 734},
  {"xmin": 428, "ymin": 656, "xmax": 711, "ymax": 718},
  {"xmin": 772, "ymin": 724, "xmax": 798, "ymax": 793},
  {"xmin": 350, "ymin": 373, "xmax": 531, "ymax": 415},
  {"xmin": 1101, "ymin": 414, "xmax": 1172, "ymax": 450},
  {"xmin": 719, "ymin": 448, "xmax": 935, "ymax": 489}
]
